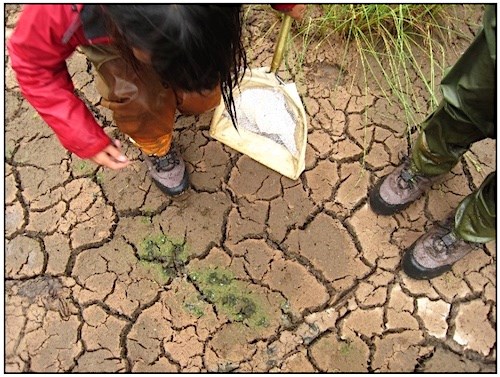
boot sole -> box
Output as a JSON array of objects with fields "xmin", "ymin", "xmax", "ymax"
[
  {"xmin": 153, "ymin": 170, "xmax": 190, "ymax": 197},
  {"xmin": 368, "ymin": 177, "xmax": 411, "ymax": 216},
  {"xmin": 402, "ymin": 244, "xmax": 451, "ymax": 280}
]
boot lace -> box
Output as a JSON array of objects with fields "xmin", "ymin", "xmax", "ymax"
[
  {"xmin": 398, "ymin": 169, "xmax": 418, "ymax": 189},
  {"xmin": 396, "ymin": 158, "xmax": 421, "ymax": 190},
  {"xmin": 431, "ymin": 232, "xmax": 459, "ymax": 257},
  {"xmin": 151, "ymin": 149, "xmax": 180, "ymax": 172}
]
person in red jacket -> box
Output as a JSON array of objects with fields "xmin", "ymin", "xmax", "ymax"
[{"xmin": 8, "ymin": 4, "xmax": 304, "ymax": 196}]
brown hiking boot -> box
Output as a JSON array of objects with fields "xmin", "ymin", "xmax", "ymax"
[
  {"xmin": 369, "ymin": 158, "xmax": 442, "ymax": 215},
  {"xmin": 402, "ymin": 217, "xmax": 480, "ymax": 280},
  {"xmin": 143, "ymin": 144, "xmax": 189, "ymax": 196}
]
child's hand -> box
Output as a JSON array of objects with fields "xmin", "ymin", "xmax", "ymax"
[
  {"xmin": 285, "ymin": 5, "xmax": 306, "ymax": 22},
  {"xmin": 90, "ymin": 139, "xmax": 130, "ymax": 170}
]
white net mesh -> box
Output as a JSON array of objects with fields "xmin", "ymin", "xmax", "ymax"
[{"xmin": 224, "ymin": 87, "xmax": 300, "ymax": 157}]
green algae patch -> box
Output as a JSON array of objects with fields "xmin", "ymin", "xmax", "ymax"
[
  {"xmin": 183, "ymin": 300, "xmax": 206, "ymax": 318},
  {"xmin": 189, "ymin": 267, "xmax": 270, "ymax": 328},
  {"xmin": 139, "ymin": 234, "xmax": 188, "ymax": 263},
  {"xmin": 138, "ymin": 260, "xmax": 172, "ymax": 285},
  {"xmin": 339, "ymin": 340, "xmax": 355, "ymax": 356},
  {"xmin": 137, "ymin": 233, "xmax": 188, "ymax": 284}
]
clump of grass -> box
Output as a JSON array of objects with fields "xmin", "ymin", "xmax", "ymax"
[
  {"xmin": 337, "ymin": 5, "xmax": 443, "ymax": 124},
  {"xmin": 291, "ymin": 5, "xmax": 472, "ymax": 134}
]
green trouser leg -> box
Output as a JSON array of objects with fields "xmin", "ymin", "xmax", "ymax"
[
  {"xmin": 411, "ymin": 5, "xmax": 496, "ymax": 175},
  {"xmin": 454, "ymin": 172, "xmax": 496, "ymax": 243},
  {"xmin": 411, "ymin": 5, "xmax": 496, "ymax": 242}
]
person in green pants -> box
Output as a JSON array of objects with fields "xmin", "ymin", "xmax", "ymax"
[{"xmin": 369, "ymin": 5, "xmax": 496, "ymax": 280}]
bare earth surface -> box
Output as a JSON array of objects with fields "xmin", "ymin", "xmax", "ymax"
[{"xmin": 4, "ymin": 4, "xmax": 496, "ymax": 372}]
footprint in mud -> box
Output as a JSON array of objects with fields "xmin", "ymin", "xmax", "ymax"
[
  {"xmin": 307, "ymin": 62, "xmax": 347, "ymax": 86},
  {"xmin": 7, "ymin": 276, "xmax": 71, "ymax": 319}
]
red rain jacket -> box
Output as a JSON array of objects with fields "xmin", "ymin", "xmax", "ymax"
[
  {"xmin": 8, "ymin": 5, "xmax": 112, "ymax": 158},
  {"xmin": 7, "ymin": 4, "xmax": 296, "ymax": 159}
]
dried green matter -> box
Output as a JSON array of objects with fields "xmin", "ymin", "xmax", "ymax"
[
  {"xmin": 339, "ymin": 340, "xmax": 354, "ymax": 355},
  {"xmin": 184, "ymin": 301, "xmax": 205, "ymax": 318},
  {"xmin": 138, "ymin": 260, "xmax": 172, "ymax": 285},
  {"xmin": 189, "ymin": 267, "xmax": 270, "ymax": 328},
  {"xmin": 69, "ymin": 157, "xmax": 96, "ymax": 177},
  {"xmin": 140, "ymin": 216, "xmax": 152, "ymax": 225},
  {"xmin": 95, "ymin": 171, "xmax": 104, "ymax": 184},
  {"xmin": 139, "ymin": 234, "xmax": 187, "ymax": 262},
  {"xmin": 138, "ymin": 233, "xmax": 188, "ymax": 284}
]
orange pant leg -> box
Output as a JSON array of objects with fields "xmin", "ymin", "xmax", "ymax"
[{"xmin": 81, "ymin": 44, "xmax": 176, "ymax": 156}]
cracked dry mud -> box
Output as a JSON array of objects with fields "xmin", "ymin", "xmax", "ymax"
[{"xmin": 5, "ymin": 4, "xmax": 496, "ymax": 373}]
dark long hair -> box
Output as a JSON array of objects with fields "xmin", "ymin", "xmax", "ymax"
[{"xmin": 101, "ymin": 5, "xmax": 247, "ymax": 126}]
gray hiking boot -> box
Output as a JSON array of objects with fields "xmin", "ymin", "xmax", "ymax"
[
  {"xmin": 369, "ymin": 158, "xmax": 442, "ymax": 215},
  {"xmin": 402, "ymin": 217, "xmax": 480, "ymax": 279},
  {"xmin": 143, "ymin": 144, "xmax": 189, "ymax": 196}
]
